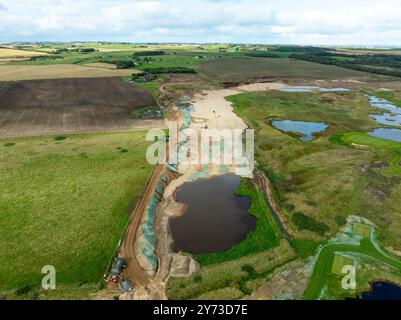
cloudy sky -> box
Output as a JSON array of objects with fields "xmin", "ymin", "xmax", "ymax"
[{"xmin": 1, "ymin": 0, "xmax": 401, "ymax": 45}]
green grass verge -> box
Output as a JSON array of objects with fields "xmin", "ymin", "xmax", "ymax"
[
  {"xmin": 199, "ymin": 57, "xmax": 367, "ymax": 81},
  {"xmin": 0, "ymin": 132, "xmax": 153, "ymax": 297}
]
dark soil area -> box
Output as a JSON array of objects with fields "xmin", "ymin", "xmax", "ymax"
[{"xmin": 0, "ymin": 78, "xmax": 158, "ymax": 136}]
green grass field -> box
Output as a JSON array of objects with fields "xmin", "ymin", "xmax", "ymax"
[
  {"xmin": 354, "ymin": 224, "xmax": 373, "ymax": 238},
  {"xmin": 199, "ymin": 57, "xmax": 368, "ymax": 81},
  {"xmin": 0, "ymin": 132, "xmax": 153, "ymax": 298},
  {"xmin": 13, "ymin": 50, "xmax": 137, "ymax": 66},
  {"xmin": 331, "ymin": 254, "xmax": 355, "ymax": 275},
  {"xmin": 229, "ymin": 90, "xmax": 401, "ymax": 249},
  {"xmin": 136, "ymin": 53, "xmax": 207, "ymax": 71}
]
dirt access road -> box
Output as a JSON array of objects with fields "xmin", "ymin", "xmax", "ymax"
[{"xmin": 120, "ymin": 164, "xmax": 168, "ymax": 300}]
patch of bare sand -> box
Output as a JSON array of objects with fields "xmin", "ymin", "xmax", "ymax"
[
  {"xmin": 237, "ymin": 82, "xmax": 289, "ymax": 92},
  {"xmin": 190, "ymin": 88, "xmax": 247, "ymax": 132},
  {"xmin": 332, "ymin": 79, "xmax": 364, "ymax": 83},
  {"xmin": 189, "ymin": 82, "xmax": 292, "ymax": 133}
]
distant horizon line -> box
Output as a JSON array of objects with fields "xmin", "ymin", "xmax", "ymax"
[{"xmin": 1, "ymin": 41, "xmax": 401, "ymax": 49}]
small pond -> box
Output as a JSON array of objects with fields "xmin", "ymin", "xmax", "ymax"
[
  {"xmin": 369, "ymin": 96, "xmax": 401, "ymax": 127},
  {"xmin": 319, "ymin": 88, "xmax": 350, "ymax": 92},
  {"xmin": 368, "ymin": 128, "xmax": 401, "ymax": 142},
  {"xmin": 271, "ymin": 120, "xmax": 328, "ymax": 141},
  {"xmin": 170, "ymin": 174, "xmax": 255, "ymax": 254},
  {"xmin": 368, "ymin": 96, "xmax": 401, "ymax": 115},
  {"xmin": 359, "ymin": 282, "xmax": 401, "ymax": 300},
  {"xmin": 371, "ymin": 113, "xmax": 401, "ymax": 126}
]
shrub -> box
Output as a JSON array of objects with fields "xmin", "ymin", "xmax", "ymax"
[
  {"xmin": 4, "ymin": 142, "xmax": 15, "ymax": 147},
  {"xmin": 54, "ymin": 136, "xmax": 66, "ymax": 141},
  {"xmin": 133, "ymin": 50, "xmax": 165, "ymax": 57},
  {"xmin": 292, "ymin": 212, "xmax": 329, "ymax": 236},
  {"xmin": 114, "ymin": 60, "xmax": 136, "ymax": 69},
  {"xmin": 335, "ymin": 215, "xmax": 347, "ymax": 227},
  {"xmin": 244, "ymin": 52, "xmax": 281, "ymax": 58},
  {"xmin": 241, "ymin": 264, "xmax": 257, "ymax": 277},
  {"xmin": 193, "ymin": 274, "xmax": 202, "ymax": 283},
  {"xmin": 14, "ymin": 285, "xmax": 33, "ymax": 296}
]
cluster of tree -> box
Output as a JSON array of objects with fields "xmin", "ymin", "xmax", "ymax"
[
  {"xmin": 113, "ymin": 60, "xmax": 137, "ymax": 69},
  {"xmin": 292, "ymin": 212, "xmax": 329, "ymax": 236},
  {"xmin": 353, "ymin": 54, "xmax": 401, "ymax": 69},
  {"xmin": 244, "ymin": 52, "xmax": 281, "ymax": 58},
  {"xmin": 73, "ymin": 48, "xmax": 96, "ymax": 53},
  {"xmin": 138, "ymin": 56, "xmax": 155, "ymax": 63},
  {"xmin": 141, "ymin": 67, "xmax": 197, "ymax": 74},
  {"xmin": 53, "ymin": 47, "xmax": 96, "ymax": 54},
  {"xmin": 29, "ymin": 55, "xmax": 64, "ymax": 61},
  {"xmin": 133, "ymin": 50, "xmax": 165, "ymax": 57},
  {"xmin": 275, "ymin": 46, "xmax": 330, "ymax": 54},
  {"xmin": 53, "ymin": 48, "xmax": 69, "ymax": 54},
  {"xmin": 290, "ymin": 53, "xmax": 401, "ymax": 78},
  {"xmin": 129, "ymin": 72, "xmax": 158, "ymax": 82}
]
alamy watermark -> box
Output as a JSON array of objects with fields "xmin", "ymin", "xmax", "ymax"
[
  {"xmin": 341, "ymin": 265, "xmax": 356, "ymax": 290},
  {"xmin": 145, "ymin": 122, "xmax": 255, "ymax": 174},
  {"xmin": 41, "ymin": 265, "xmax": 56, "ymax": 290}
]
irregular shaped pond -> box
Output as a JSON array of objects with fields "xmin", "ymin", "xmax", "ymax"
[
  {"xmin": 371, "ymin": 113, "xmax": 401, "ymax": 126},
  {"xmin": 170, "ymin": 174, "xmax": 255, "ymax": 254},
  {"xmin": 359, "ymin": 282, "xmax": 401, "ymax": 300},
  {"xmin": 319, "ymin": 88, "xmax": 350, "ymax": 92},
  {"xmin": 368, "ymin": 96, "xmax": 401, "ymax": 115},
  {"xmin": 271, "ymin": 120, "xmax": 328, "ymax": 141},
  {"xmin": 369, "ymin": 128, "xmax": 401, "ymax": 142}
]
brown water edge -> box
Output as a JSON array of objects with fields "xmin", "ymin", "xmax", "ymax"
[{"xmin": 170, "ymin": 173, "xmax": 256, "ymax": 254}]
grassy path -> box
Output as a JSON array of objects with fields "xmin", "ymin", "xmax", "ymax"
[
  {"xmin": 345, "ymin": 173, "xmax": 368, "ymax": 215},
  {"xmin": 0, "ymin": 132, "xmax": 153, "ymax": 295}
]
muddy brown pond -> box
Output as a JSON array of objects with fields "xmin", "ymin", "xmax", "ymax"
[{"xmin": 170, "ymin": 174, "xmax": 255, "ymax": 254}]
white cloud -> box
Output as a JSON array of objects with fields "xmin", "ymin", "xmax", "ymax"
[{"xmin": 0, "ymin": 0, "xmax": 401, "ymax": 45}]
